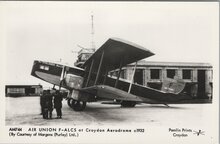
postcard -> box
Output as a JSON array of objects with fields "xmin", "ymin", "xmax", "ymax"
[{"xmin": 0, "ymin": 1, "xmax": 219, "ymax": 144}]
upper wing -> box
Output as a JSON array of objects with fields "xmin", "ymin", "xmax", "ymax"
[{"xmin": 83, "ymin": 38, "xmax": 155, "ymax": 72}]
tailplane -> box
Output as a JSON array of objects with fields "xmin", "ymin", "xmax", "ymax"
[{"xmin": 161, "ymin": 76, "xmax": 185, "ymax": 94}]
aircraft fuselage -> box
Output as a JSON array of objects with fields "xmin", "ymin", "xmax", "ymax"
[{"xmin": 31, "ymin": 60, "xmax": 84, "ymax": 90}]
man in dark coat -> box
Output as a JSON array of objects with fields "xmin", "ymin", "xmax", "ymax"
[
  {"xmin": 41, "ymin": 90, "xmax": 49, "ymax": 119},
  {"xmin": 40, "ymin": 91, "xmax": 45, "ymax": 115},
  {"xmin": 47, "ymin": 90, "xmax": 53, "ymax": 119},
  {"xmin": 41, "ymin": 90, "xmax": 53, "ymax": 119},
  {"xmin": 54, "ymin": 90, "xmax": 63, "ymax": 119}
]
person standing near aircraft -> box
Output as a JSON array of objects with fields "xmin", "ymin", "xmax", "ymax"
[
  {"xmin": 41, "ymin": 90, "xmax": 53, "ymax": 119},
  {"xmin": 40, "ymin": 90, "xmax": 46, "ymax": 116},
  {"xmin": 42, "ymin": 90, "xmax": 50, "ymax": 119},
  {"xmin": 47, "ymin": 90, "xmax": 54, "ymax": 119},
  {"xmin": 54, "ymin": 90, "xmax": 63, "ymax": 119}
]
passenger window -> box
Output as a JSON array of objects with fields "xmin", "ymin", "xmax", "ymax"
[
  {"xmin": 39, "ymin": 65, "xmax": 49, "ymax": 71},
  {"xmin": 44, "ymin": 66, "xmax": 49, "ymax": 71},
  {"xmin": 40, "ymin": 65, "xmax": 45, "ymax": 70}
]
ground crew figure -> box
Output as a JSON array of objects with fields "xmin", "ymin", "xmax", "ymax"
[
  {"xmin": 41, "ymin": 90, "xmax": 49, "ymax": 119},
  {"xmin": 40, "ymin": 90, "xmax": 46, "ymax": 115},
  {"xmin": 44, "ymin": 90, "xmax": 51, "ymax": 119},
  {"xmin": 40, "ymin": 90, "xmax": 48, "ymax": 119},
  {"xmin": 47, "ymin": 91, "xmax": 53, "ymax": 119},
  {"xmin": 54, "ymin": 90, "xmax": 63, "ymax": 119},
  {"xmin": 42, "ymin": 90, "xmax": 53, "ymax": 119}
]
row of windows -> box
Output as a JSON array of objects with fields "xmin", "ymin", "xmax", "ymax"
[
  {"xmin": 111, "ymin": 69, "xmax": 193, "ymax": 80},
  {"xmin": 150, "ymin": 69, "xmax": 191, "ymax": 79},
  {"xmin": 40, "ymin": 65, "xmax": 49, "ymax": 71}
]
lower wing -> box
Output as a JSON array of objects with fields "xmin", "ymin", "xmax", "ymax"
[{"xmin": 80, "ymin": 81, "xmax": 191, "ymax": 104}]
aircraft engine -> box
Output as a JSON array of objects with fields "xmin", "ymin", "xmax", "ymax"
[
  {"xmin": 64, "ymin": 74, "xmax": 83, "ymax": 90},
  {"xmin": 64, "ymin": 74, "xmax": 87, "ymax": 111}
]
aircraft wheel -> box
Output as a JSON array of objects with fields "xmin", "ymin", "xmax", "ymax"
[
  {"xmin": 67, "ymin": 98, "xmax": 73, "ymax": 108},
  {"xmin": 121, "ymin": 101, "xmax": 136, "ymax": 107},
  {"xmin": 71, "ymin": 100, "xmax": 87, "ymax": 111}
]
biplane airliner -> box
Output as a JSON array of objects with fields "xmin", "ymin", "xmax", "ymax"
[{"xmin": 31, "ymin": 38, "xmax": 191, "ymax": 111}]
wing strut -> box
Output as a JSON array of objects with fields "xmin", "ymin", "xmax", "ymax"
[
  {"xmin": 85, "ymin": 59, "xmax": 94, "ymax": 87},
  {"xmin": 114, "ymin": 59, "xmax": 123, "ymax": 88},
  {"xmin": 94, "ymin": 51, "xmax": 105, "ymax": 85},
  {"xmin": 103, "ymin": 69, "xmax": 108, "ymax": 85},
  {"xmin": 59, "ymin": 65, "xmax": 66, "ymax": 90},
  {"xmin": 128, "ymin": 61, "xmax": 137, "ymax": 93}
]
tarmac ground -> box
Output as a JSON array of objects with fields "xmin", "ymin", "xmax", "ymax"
[{"xmin": 5, "ymin": 96, "xmax": 213, "ymax": 126}]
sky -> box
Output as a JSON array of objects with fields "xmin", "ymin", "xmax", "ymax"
[{"xmin": 0, "ymin": 2, "xmax": 219, "ymax": 87}]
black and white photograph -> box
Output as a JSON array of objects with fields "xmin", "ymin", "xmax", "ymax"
[{"xmin": 0, "ymin": 1, "xmax": 219, "ymax": 144}]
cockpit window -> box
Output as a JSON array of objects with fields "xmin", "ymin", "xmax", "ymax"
[{"xmin": 40, "ymin": 65, "xmax": 49, "ymax": 71}]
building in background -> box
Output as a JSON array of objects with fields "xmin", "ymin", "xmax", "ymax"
[{"xmin": 5, "ymin": 85, "xmax": 43, "ymax": 97}]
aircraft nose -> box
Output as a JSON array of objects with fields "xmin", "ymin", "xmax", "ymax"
[{"xmin": 31, "ymin": 60, "xmax": 39, "ymax": 76}]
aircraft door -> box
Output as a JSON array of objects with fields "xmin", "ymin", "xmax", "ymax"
[{"xmin": 197, "ymin": 70, "xmax": 206, "ymax": 98}]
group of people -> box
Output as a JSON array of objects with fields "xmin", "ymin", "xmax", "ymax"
[{"xmin": 40, "ymin": 89, "xmax": 63, "ymax": 119}]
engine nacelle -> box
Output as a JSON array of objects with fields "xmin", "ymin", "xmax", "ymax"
[
  {"xmin": 64, "ymin": 74, "xmax": 83, "ymax": 89},
  {"xmin": 65, "ymin": 74, "xmax": 95, "ymax": 102},
  {"xmin": 64, "ymin": 74, "xmax": 83, "ymax": 101}
]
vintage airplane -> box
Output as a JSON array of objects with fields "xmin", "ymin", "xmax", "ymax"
[{"xmin": 31, "ymin": 38, "xmax": 191, "ymax": 111}]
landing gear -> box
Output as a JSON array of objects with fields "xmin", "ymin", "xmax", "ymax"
[
  {"xmin": 67, "ymin": 98, "xmax": 73, "ymax": 107},
  {"xmin": 72, "ymin": 100, "xmax": 86, "ymax": 111},
  {"xmin": 67, "ymin": 98, "xmax": 86, "ymax": 111},
  {"xmin": 121, "ymin": 101, "xmax": 136, "ymax": 107}
]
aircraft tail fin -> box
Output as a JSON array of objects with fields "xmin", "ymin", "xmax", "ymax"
[{"xmin": 161, "ymin": 76, "xmax": 185, "ymax": 94}]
